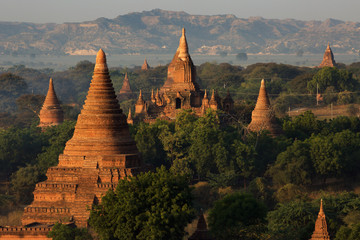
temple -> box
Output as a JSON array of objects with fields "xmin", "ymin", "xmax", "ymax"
[
  {"xmin": 141, "ymin": 58, "xmax": 150, "ymax": 70},
  {"xmin": 319, "ymin": 43, "xmax": 336, "ymax": 68},
  {"xmin": 0, "ymin": 49, "xmax": 144, "ymax": 239},
  {"xmin": 38, "ymin": 78, "xmax": 64, "ymax": 129},
  {"xmin": 247, "ymin": 79, "xmax": 282, "ymax": 137},
  {"xmin": 309, "ymin": 199, "xmax": 330, "ymax": 240},
  {"xmin": 188, "ymin": 211, "xmax": 214, "ymax": 240},
  {"xmin": 118, "ymin": 72, "xmax": 135, "ymax": 100},
  {"xmin": 134, "ymin": 28, "xmax": 233, "ymax": 122}
]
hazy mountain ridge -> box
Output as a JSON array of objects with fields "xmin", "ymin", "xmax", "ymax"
[{"xmin": 1, "ymin": 9, "xmax": 360, "ymax": 55}]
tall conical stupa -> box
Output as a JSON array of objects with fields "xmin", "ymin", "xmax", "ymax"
[
  {"xmin": 247, "ymin": 79, "xmax": 282, "ymax": 137},
  {"xmin": 310, "ymin": 200, "xmax": 330, "ymax": 240},
  {"xmin": 319, "ymin": 43, "xmax": 336, "ymax": 68},
  {"xmin": 38, "ymin": 78, "xmax": 64, "ymax": 129},
  {"xmin": 119, "ymin": 72, "xmax": 133, "ymax": 94},
  {"xmin": 21, "ymin": 49, "xmax": 143, "ymax": 228}
]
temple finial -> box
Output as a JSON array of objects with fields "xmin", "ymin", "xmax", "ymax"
[{"xmin": 178, "ymin": 28, "xmax": 189, "ymax": 60}]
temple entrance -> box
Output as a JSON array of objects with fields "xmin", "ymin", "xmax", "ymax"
[{"xmin": 175, "ymin": 98, "xmax": 181, "ymax": 109}]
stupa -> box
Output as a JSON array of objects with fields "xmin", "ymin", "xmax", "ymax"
[
  {"xmin": 134, "ymin": 28, "xmax": 233, "ymax": 123},
  {"xmin": 119, "ymin": 72, "xmax": 132, "ymax": 95},
  {"xmin": 319, "ymin": 43, "xmax": 336, "ymax": 68},
  {"xmin": 309, "ymin": 199, "xmax": 330, "ymax": 240},
  {"xmin": 21, "ymin": 49, "xmax": 143, "ymax": 228},
  {"xmin": 141, "ymin": 58, "xmax": 150, "ymax": 70},
  {"xmin": 247, "ymin": 79, "xmax": 282, "ymax": 137},
  {"xmin": 38, "ymin": 78, "xmax": 64, "ymax": 129},
  {"xmin": 188, "ymin": 211, "xmax": 214, "ymax": 240}
]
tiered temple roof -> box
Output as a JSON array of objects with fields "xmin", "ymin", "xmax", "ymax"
[
  {"xmin": 310, "ymin": 200, "xmax": 330, "ymax": 240},
  {"xmin": 134, "ymin": 28, "xmax": 232, "ymax": 122},
  {"xmin": 319, "ymin": 43, "xmax": 336, "ymax": 68},
  {"xmin": 21, "ymin": 49, "xmax": 144, "ymax": 228},
  {"xmin": 247, "ymin": 79, "xmax": 282, "ymax": 137},
  {"xmin": 38, "ymin": 78, "xmax": 64, "ymax": 129}
]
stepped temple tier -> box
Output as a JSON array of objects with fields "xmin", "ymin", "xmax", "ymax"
[
  {"xmin": 38, "ymin": 78, "xmax": 64, "ymax": 129},
  {"xmin": 310, "ymin": 199, "xmax": 330, "ymax": 240},
  {"xmin": 134, "ymin": 28, "xmax": 233, "ymax": 123},
  {"xmin": 319, "ymin": 43, "xmax": 336, "ymax": 68},
  {"xmin": 0, "ymin": 49, "xmax": 144, "ymax": 239},
  {"xmin": 247, "ymin": 79, "xmax": 282, "ymax": 137}
]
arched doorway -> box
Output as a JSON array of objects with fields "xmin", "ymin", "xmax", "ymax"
[{"xmin": 175, "ymin": 98, "xmax": 181, "ymax": 109}]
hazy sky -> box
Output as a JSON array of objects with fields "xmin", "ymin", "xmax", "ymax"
[{"xmin": 1, "ymin": 0, "xmax": 360, "ymax": 23}]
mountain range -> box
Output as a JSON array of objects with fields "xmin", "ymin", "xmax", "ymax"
[{"xmin": 1, "ymin": 9, "xmax": 360, "ymax": 56}]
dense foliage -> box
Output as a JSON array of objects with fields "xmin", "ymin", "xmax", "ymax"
[{"xmin": 89, "ymin": 167, "xmax": 195, "ymax": 240}]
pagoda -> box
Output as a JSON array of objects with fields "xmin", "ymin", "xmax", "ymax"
[
  {"xmin": 134, "ymin": 28, "xmax": 233, "ymax": 123},
  {"xmin": 119, "ymin": 72, "xmax": 132, "ymax": 94},
  {"xmin": 188, "ymin": 211, "xmax": 214, "ymax": 240},
  {"xmin": 38, "ymin": 78, "xmax": 64, "ymax": 129},
  {"xmin": 247, "ymin": 79, "xmax": 282, "ymax": 137},
  {"xmin": 21, "ymin": 49, "xmax": 144, "ymax": 228},
  {"xmin": 118, "ymin": 72, "xmax": 136, "ymax": 100},
  {"xmin": 319, "ymin": 43, "xmax": 336, "ymax": 68},
  {"xmin": 141, "ymin": 58, "xmax": 150, "ymax": 70},
  {"xmin": 309, "ymin": 199, "xmax": 330, "ymax": 240}
]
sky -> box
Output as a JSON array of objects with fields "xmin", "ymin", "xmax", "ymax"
[{"xmin": 1, "ymin": 0, "xmax": 360, "ymax": 23}]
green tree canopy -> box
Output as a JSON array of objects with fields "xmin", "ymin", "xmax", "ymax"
[{"xmin": 89, "ymin": 167, "xmax": 195, "ymax": 240}]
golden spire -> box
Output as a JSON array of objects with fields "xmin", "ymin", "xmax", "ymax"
[
  {"xmin": 210, "ymin": 89, "xmax": 215, "ymax": 101},
  {"xmin": 310, "ymin": 199, "xmax": 330, "ymax": 240},
  {"xmin": 204, "ymin": 89, "xmax": 208, "ymax": 99},
  {"xmin": 151, "ymin": 89, "xmax": 155, "ymax": 103},
  {"xmin": 178, "ymin": 28, "xmax": 190, "ymax": 61}
]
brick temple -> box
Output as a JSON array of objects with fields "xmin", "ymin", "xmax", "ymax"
[
  {"xmin": 134, "ymin": 28, "xmax": 233, "ymax": 122},
  {"xmin": 247, "ymin": 79, "xmax": 282, "ymax": 137},
  {"xmin": 310, "ymin": 200, "xmax": 330, "ymax": 240},
  {"xmin": 38, "ymin": 78, "xmax": 64, "ymax": 129},
  {"xmin": 141, "ymin": 58, "xmax": 150, "ymax": 70},
  {"xmin": 319, "ymin": 43, "xmax": 336, "ymax": 68},
  {"xmin": 0, "ymin": 49, "xmax": 144, "ymax": 239}
]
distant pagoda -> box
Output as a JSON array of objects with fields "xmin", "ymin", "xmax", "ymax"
[
  {"xmin": 309, "ymin": 199, "xmax": 330, "ymax": 240},
  {"xmin": 38, "ymin": 78, "xmax": 64, "ymax": 129},
  {"xmin": 119, "ymin": 72, "xmax": 133, "ymax": 94},
  {"xmin": 21, "ymin": 49, "xmax": 144, "ymax": 228},
  {"xmin": 134, "ymin": 28, "xmax": 232, "ymax": 123},
  {"xmin": 247, "ymin": 79, "xmax": 282, "ymax": 137},
  {"xmin": 319, "ymin": 43, "xmax": 336, "ymax": 68},
  {"xmin": 141, "ymin": 58, "xmax": 150, "ymax": 70},
  {"xmin": 188, "ymin": 211, "xmax": 214, "ymax": 240}
]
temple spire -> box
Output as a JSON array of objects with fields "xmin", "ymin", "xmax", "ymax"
[
  {"xmin": 38, "ymin": 78, "xmax": 64, "ymax": 129},
  {"xmin": 119, "ymin": 72, "xmax": 132, "ymax": 94},
  {"xmin": 178, "ymin": 28, "xmax": 190, "ymax": 61},
  {"xmin": 319, "ymin": 43, "xmax": 336, "ymax": 68},
  {"xmin": 141, "ymin": 58, "xmax": 150, "ymax": 70},
  {"xmin": 310, "ymin": 199, "xmax": 330, "ymax": 240},
  {"xmin": 247, "ymin": 79, "xmax": 282, "ymax": 137},
  {"xmin": 61, "ymin": 48, "xmax": 137, "ymax": 157}
]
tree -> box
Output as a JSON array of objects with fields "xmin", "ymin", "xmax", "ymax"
[
  {"xmin": 208, "ymin": 192, "xmax": 267, "ymax": 240},
  {"xmin": 267, "ymin": 200, "xmax": 315, "ymax": 240},
  {"xmin": 307, "ymin": 67, "xmax": 356, "ymax": 93},
  {"xmin": 47, "ymin": 223, "xmax": 92, "ymax": 240},
  {"xmin": 268, "ymin": 140, "xmax": 314, "ymax": 187},
  {"xmin": 89, "ymin": 167, "xmax": 195, "ymax": 240}
]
